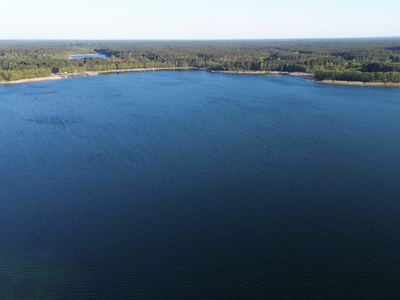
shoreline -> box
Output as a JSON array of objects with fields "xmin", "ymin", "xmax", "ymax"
[
  {"xmin": 316, "ymin": 79, "xmax": 400, "ymax": 87},
  {"xmin": 0, "ymin": 67, "xmax": 197, "ymax": 85},
  {"xmin": 0, "ymin": 74, "xmax": 63, "ymax": 85},
  {"xmin": 1, "ymin": 69, "xmax": 399, "ymax": 87},
  {"xmin": 93, "ymin": 67, "xmax": 197, "ymax": 75},
  {"xmin": 210, "ymin": 70, "xmax": 313, "ymax": 76}
]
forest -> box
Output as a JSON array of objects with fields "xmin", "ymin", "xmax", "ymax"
[{"xmin": 1, "ymin": 39, "xmax": 400, "ymax": 82}]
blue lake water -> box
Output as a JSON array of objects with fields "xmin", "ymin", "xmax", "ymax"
[
  {"xmin": 70, "ymin": 54, "xmax": 107, "ymax": 60},
  {"xmin": 0, "ymin": 71, "xmax": 400, "ymax": 299}
]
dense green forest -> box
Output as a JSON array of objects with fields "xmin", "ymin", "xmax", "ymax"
[{"xmin": 1, "ymin": 39, "xmax": 400, "ymax": 82}]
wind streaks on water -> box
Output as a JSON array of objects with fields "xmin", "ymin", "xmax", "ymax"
[{"xmin": 0, "ymin": 72, "xmax": 400, "ymax": 299}]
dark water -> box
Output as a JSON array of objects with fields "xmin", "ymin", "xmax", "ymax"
[
  {"xmin": 0, "ymin": 71, "xmax": 400, "ymax": 299},
  {"xmin": 70, "ymin": 54, "xmax": 107, "ymax": 60}
]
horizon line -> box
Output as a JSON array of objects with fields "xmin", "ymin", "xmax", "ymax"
[{"xmin": 1, "ymin": 36, "xmax": 400, "ymax": 42}]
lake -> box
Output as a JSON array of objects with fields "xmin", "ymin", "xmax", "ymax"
[
  {"xmin": 0, "ymin": 71, "xmax": 399, "ymax": 299},
  {"xmin": 70, "ymin": 54, "xmax": 107, "ymax": 60}
]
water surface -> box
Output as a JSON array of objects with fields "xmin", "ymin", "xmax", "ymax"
[
  {"xmin": 70, "ymin": 54, "xmax": 107, "ymax": 60},
  {"xmin": 0, "ymin": 71, "xmax": 400, "ymax": 299}
]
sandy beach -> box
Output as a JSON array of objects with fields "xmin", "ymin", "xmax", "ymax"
[
  {"xmin": 211, "ymin": 70, "xmax": 280, "ymax": 75},
  {"xmin": 288, "ymin": 72, "xmax": 313, "ymax": 76},
  {"xmin": 0, "ymin": 74, "xmax": 63, "ymax": 85},
  {"xmin": 210, "ymin": 70, "xmax": 313, "ymax": 76},
  {"xmin": 211, "ymin": 70, "xmax": 271, "ymax": 74},
  {"xmin": 0, "ymin": 67, "xmax": 197, "ymax": 85},
  {"xmin": 94, "ymin": 67, "xmax": 197, "ymax": 75},
  {"xmin": 318, "ymin": 80, "xmax": 400, "ymax": 87},
  {"xmin": 1, "ymin": 69, "xmax": 399, "ymax": 87}
]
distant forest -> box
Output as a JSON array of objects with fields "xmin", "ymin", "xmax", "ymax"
[{"xmin": 1, "ymin": 39, "xmax": 400, "ymax": 82}]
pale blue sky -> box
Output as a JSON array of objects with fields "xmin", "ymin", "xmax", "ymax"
[{"xmin": 1, "ymin": 0, "xmax": 399, "ymax": 39}]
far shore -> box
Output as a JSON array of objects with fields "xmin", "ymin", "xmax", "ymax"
[
  {"xmin": 210, "ymin": 70, "xmax": 313, "ymax": 76},
  {"xmin": 316, "ymin": 79, "xmax": 400, "ymax": 87},
  {"xmin": 1, "ymin": 68, "xmax": 399, "ymax": 87},
  {"xmin": 0, "ymin": 74, "xmax": 63, "ymax": 85},
  {"xmin": 0, "ymin": 67, "xmax": 197, "ymax": 85},
  {"xmin": 92, "ymin": 67, "xmax": 197, "ymax": 75}
]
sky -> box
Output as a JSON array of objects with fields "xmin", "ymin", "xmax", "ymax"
[{"xmin": 1, "ymin": 0, "xmax": 399, "ymax": 40}]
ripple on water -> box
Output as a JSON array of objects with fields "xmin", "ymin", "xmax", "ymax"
[{"xmin": 0, "ymin": 71, "xmax": 400, "ymax": 299}]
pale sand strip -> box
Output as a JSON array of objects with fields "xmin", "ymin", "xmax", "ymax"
[
  {"xmin": 365, "ymin": 82, "xmax": 400, "ymax": 86},
  {"xmin": 213, "ymin": 71, "xmax": 400, "ymax": 87},
  {"xmin": 0, "ymin": 68, "xmax": 196, "ymax": 85},
  {"xmin": 211, "ymin": 70, "xmax": 274, "ymax": 74},
  {"xmin": 93, "ymin": 67, "xmax": 197, "ymax": 75},
  {"xmin": 318, "ymin": 80, "xmax": 400, "ymax": 87},
  {"xmin": 0, "ymin": 75, "xmax": 63, "ymax": 85},
  {"xmin": 288, "ymin": 72, "xmax": 313, "ymax": 76},
  {"xmin": 210, "ymin": 70, "xmax": 313, "ymax": 76},
  {"xmin": 2, "ymin": 69, "xmax": 399, "ymax": 87}
]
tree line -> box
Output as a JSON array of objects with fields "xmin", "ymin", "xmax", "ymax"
[{"xmin": 1, "ymin": 39, "xmax": 400, "ymax": 82}]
